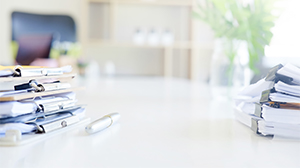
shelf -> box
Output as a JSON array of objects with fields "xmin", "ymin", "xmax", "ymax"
[
  {"xmin": 84, "ymin": 0, "xmax": 208, "ymax": 80},
  {"xmin": 87, "ymin": 40, "xmax": 212, "ymax": 49},
  {"xmin": 88, "ymin": 0, "xmax": 193, "ymax": 6}
]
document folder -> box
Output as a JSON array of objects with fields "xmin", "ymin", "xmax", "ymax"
[
  {"xmin": 0, "ymin": 73, "xmax": 75, "ymax": 91},
  {"xmin": 0, "ymin": 87, "xmax": 83, "ymax": 101},
  {"xmin": 0, "ymin": 118, "xmax": 90, "ymax": 146},
  {"xmin": 0, "ymin": 106, "xmax": 89, "ymax": 146},
  {"xmin": 0, "ymin": 65, "xmax": 89, "ymax": 146},
  {"xmin": 14, "ymin": 80, "xmax": 71, "ymax": 92},
  {"xmin": 235, "ymin": 63, "xmax": 300, "ymax": 139},
  {"xmin": 0, "ymin": 65, "xmax": 72, "ymax": 77},
  {"xmin": 235, "ymin": 107, "xmax": 300, "ymax": 139},
  {"xmin": 0, "ymin": 92, "xmax": 76, "ymax": 118}
]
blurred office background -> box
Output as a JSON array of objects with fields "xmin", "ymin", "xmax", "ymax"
[{"xmin": 0, "ymin": 0, "xmax": 299, "ymax": 84}]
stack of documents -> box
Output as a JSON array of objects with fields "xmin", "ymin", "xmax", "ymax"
[
  {"xmin": 0, "ymin": 66, "xmax": 86, "ymax": 141},
  {"xmin": 235, "ymin": 64, "xmax": 300, "ymax": 139}
]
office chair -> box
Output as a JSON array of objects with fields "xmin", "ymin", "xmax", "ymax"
[{"xmin": 11, "ymin": 11, "xmax": 77, "ymax": 65}]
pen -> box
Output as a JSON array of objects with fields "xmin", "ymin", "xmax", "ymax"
[{"xmin": 85, "ymin": 113, "xmax": 120, "ymax": 134}]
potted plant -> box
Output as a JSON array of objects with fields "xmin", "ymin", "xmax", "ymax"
[{"xmin": 194, "ymin": 0, "xmax": 279, "ymax": 88}]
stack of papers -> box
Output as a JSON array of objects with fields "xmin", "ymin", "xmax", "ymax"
[
  {"xmin": 0, "ymin": 66, "xmax": 86, "ymax": 139},
  {"xmin": 235, "ymin": 63, "xmax": 300, "ymax": 139}
]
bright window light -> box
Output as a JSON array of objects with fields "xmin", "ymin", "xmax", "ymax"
[{"xmin": 265, "ymin": 0, "xmax": 300, "ymax": 58}]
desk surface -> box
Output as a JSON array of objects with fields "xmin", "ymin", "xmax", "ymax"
[{"xmin": 0, "ymin": 77, "xmax": 299, "ymax": 168}]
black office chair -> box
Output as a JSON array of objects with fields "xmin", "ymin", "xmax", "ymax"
[{"xmin": 11, "ymin": 11, "xmax": 77, "ymax": 65}]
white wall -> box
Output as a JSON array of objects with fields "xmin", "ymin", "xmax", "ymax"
[{"xmin": 0, "ymin": 0, "xmax": 84, "ymax": 65}]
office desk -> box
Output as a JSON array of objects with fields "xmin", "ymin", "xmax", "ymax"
[{"xmin": 0, "ymin": 77, "xmax": 299, "ymax": 168}]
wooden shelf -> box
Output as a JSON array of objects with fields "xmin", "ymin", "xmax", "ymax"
[
  {"xmin": 83, "ymin": 0, "xmax": 208, "ymax": 80},
  {"xmin": 87, "ymin": 40, "xmax": 212, "ymax": 49},
  {"xmin": 88, "ymin": 0, "xmax": 193, "ymax": 6}
]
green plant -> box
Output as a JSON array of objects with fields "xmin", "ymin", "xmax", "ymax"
[{"xmin": 193, "ymin": 0, "xmax": 278, "ymax": 73}]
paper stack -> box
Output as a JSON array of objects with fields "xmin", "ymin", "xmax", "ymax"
[
  {"xmin": 235, "ymin": 64, "xmax": 300, "ymax": 139},
  {"xmin": 0, "ymin": 66, "xmax": 87, "ymax": 144}
]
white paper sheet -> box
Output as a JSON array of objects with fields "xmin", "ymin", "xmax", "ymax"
[
  {"xmin": 274, "ymin": 81, "xmax": 300, "ymax": 96},
  {"xmin": 269, "ymin": 92, "xmax": 300, "ymax": 103},
  {"xmin": 237, "ymin": 78, "xmax": 274, "ymax": 98},
  {"xmin": 277, "ymin": 63, "xmax": 300, "ymax": 84}
]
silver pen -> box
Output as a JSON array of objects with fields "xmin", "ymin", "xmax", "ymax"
[{"xmin": 85, "ymin": 113, "xmax": 120, "ymax": 134}]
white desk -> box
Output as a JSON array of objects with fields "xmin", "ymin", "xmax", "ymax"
[{"xmin": 0, "ymin": 77, "xmax": 299, "ymax": 168}]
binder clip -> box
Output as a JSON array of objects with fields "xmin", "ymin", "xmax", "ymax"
[
  {"xmin": 38, "ymin": 99, "xmax": 77, "ymax": 114},
  {"xmin": 39, "ymin": 115, "xmax": 80, "ymax": 133},
  {"xmin": 14, "ymin": 80, "xmax": 71, "ymax": 92},
  {"xmin": 253, "ymin": 103, "xmax": 262, "ymax": 118},
  {"xmin": 265, "ymin": 64, "xmax": 283, "ymax": 81},
  {"xmin": 260, "ymin": 89, "xmax": 274, "ymax": 104},
  {"xmin": 250, "ymin": 118, "xmax": 260, "ymax": 134},
  {"xmin": 265, "ymin": 64, "xmax": 294, "ymax": 84},
  {"xmin": 13, "ymin": 67, "xmax": 64, "ymax": 77}
]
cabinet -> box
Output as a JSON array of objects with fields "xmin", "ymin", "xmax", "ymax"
[{"xmin": 82, "ymin": 0, "xmax": 213, "ymax": 80}]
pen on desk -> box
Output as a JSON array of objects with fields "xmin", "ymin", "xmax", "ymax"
[{"xmin": 85, "ymin": 113, "xmax": 120, "ymax": 134}]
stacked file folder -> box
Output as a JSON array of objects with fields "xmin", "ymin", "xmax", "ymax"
[
  {"xmin": 0, "ymin": 66, "xmax": 87, "ymax": 145},
  {"xmin": 235, "ymin": 64, "xmax": 300, "ymax": 139}
]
